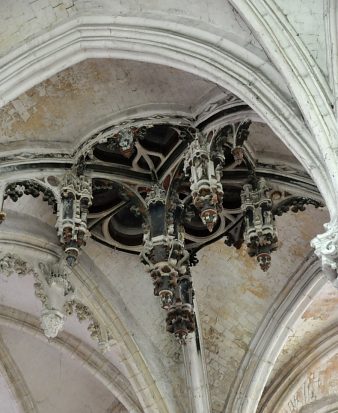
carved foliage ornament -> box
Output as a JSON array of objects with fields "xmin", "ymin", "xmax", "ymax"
[
  {"xmin": 241, "ymin": 178, "xmax": 278, "ymax": 272},
  {"xmin": 0, "ymin": 253, "xmax": 114, "ymax": 350},
  {"xmin": 4, "ymin": 181, "xmax": 57, "ymax": 211},
  {"xmin": 135, "ymin": 120, "xmax": 324, "ymax": 340},
  {"xmin": 66, "ymin": 301, "xmax": 115, "ymax": 353},
  {"xmin": 0, "ymin": 180, "xmax": 57, "ymax": 225},
  {"xmin": 0, "ymin": 253, "xmax": 35, "ymax": 277},
  {"xmin": 104, "ymin": 126, "xmax": 147, "ymax": 158},
  {"xmin": 0, "ymin": 118, "xmax": 325, "ymax": 345},
  {"xmin": 311, "ymin": 222, "xmax": 338, "ymax": 286}
]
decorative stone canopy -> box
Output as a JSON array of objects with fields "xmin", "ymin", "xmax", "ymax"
[{"xmin": 0, "ymin": 1, "xmax": 337, "ymax": 412}]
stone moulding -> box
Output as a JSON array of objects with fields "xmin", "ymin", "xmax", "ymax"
[
  {"xmin": 324, "ymin": 0, "xmax": 338, "ymax": 119},
  {"xmin": 0, "ymin": 177, "xmax": 61, "ymax": 211},
  {"xmin": 0, "ymin": 334, "xmax": 38, "ymax": 413},
  {"xmin": 0, "ymin": 9, "xmax": 336, "ymax": 412},
  {"xmin": 225, "ymin": 254, "xmax": 324, "ymax": 413},
  {"xmin": 0, "ymin": 305, "xmax": 143, "ymax": 413},
  {"xmin": 230, "ymin": 0, "xmax": 338, "ymax": 217},
  {"xmin": 311, "ymin": 221, "xmax": 338, "ymax": 285}
]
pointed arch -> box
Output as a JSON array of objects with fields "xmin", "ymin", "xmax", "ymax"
[
  {"xmin": 0, "ymin": 15, "xmax": 332, "ymax": 213},
  {"xmin": 0, "ymin": 306, "xmax": 142, "ymax": 413}
]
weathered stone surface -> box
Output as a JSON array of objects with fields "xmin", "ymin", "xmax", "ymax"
[{"xmin": 194, "ymin": 207, "xmax": 328, "ymax": 413}]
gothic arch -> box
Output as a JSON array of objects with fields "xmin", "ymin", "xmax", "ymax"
[
  {"xmin": 0, "ymin": 333, "xmax": 38, "ymax": 413},
  {"xmin": 0, "ymin": 305, "xmax": 142, "ymax": 413},
  {"xmin": 0, "ymin": 15, "xmax": 331, "ymax": 214},
  {"xmin": 0, "ymin": 217, "xmax": 170, "ymax": 413}
]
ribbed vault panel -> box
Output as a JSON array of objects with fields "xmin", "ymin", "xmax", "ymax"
[
  {"xmin": 193, "ymin": 206, "xmax": 328, "ymax": 413},
  {"xmin": 269, "ymin": 280, "xmax": 338, "ymax": 387},
  {"xmin": 0, "ymin": 326, "xmax": 117, "ymax": 413},
  {"xmin": 0, "ymin": 371, "xmax": 21, "ymax": 413}
]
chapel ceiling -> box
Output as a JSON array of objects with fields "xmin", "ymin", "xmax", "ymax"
[
  {"xmin": 0, "ymin": 56, "xmax": 332, "ymax": 413},
  {"xmin": 0, "ymin": 59, "xmax": 217, "ymax": 155}
]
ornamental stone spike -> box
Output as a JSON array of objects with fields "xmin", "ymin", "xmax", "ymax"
[
  {"xmin": 140, "ymin": 184, "xmax": 195, "ymax": 342},
  {"xmin": 311, "ymin": 221, "xmax": 338, "ymax": 287},
  {"xmin": 240, "ymin": 177, "xmax": 278, "ymax": 271}
]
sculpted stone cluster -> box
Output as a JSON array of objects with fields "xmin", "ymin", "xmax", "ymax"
[
  {"xmin": 184, "ymin": 133, "xmax": 224, "ymax": 232},
  {"xmin": 141, "ymin": 185, "xmax": 194, "ymax": 342},
  {"xmin": 35, "ymin": 262, "xmax": 74, "ymax": 338},
  {"xmin": 0, "ymin": 252, "xmax": 113, "ymax": 351},
  {"xmin": 0, "ymin": 119, "xmax": 327, "ymax": 344},
  {"xmin": 57, "ymin": 170, "xmax": 92, "ymax": 267}
]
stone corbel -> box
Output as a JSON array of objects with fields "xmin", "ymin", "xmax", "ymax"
[
  {"xmin": 35, "ymin": 261, "xmax": 75, "ymax": 338},
  {"xmin": 311, "ymin": 221, "xmax": 338, "ymax": 287}
]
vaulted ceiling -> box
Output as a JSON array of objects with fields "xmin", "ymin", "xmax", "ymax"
[{"xmin": 0, "ymin": 1, "xmax": 337, "ymax": 413}]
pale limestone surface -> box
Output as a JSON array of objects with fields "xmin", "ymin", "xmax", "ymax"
[
  {"xmin": 1, "ymin": 326, "xmax": 116, "ymax": 413},
  {"xmin": 194, "ymin": 207, "xmax": 329, "ymax": 413},
  {"xmin": 0, "ymin": 59, "xmax": 215, "ymax": 153},
  {"xmin": 0, "ymin": 1, "xmax": 337, "ymax": 413},
  {"xmin": 275, "ymin": 0, "xmax": 328, "ymax": 76}
]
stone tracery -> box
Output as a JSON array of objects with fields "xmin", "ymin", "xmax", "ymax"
[
  {"xmin": 0, "ymin": 116, "xmax": 324, "ymax": 343},
  {"xmin": 0, "ymin": 3, "xmax": 336, "ymax": 410}
]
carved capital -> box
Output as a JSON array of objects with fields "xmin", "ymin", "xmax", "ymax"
[
  {"xmin": 311, "ymin": 222, "xmax": 338, "ymax": 286},
  {"xmin": 67, "ymin": 301, "xmax": 115, "ymax": 352},
  {"xmin": 0, "ymin": 253, "xmax": 35, "ymax": 277}
]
